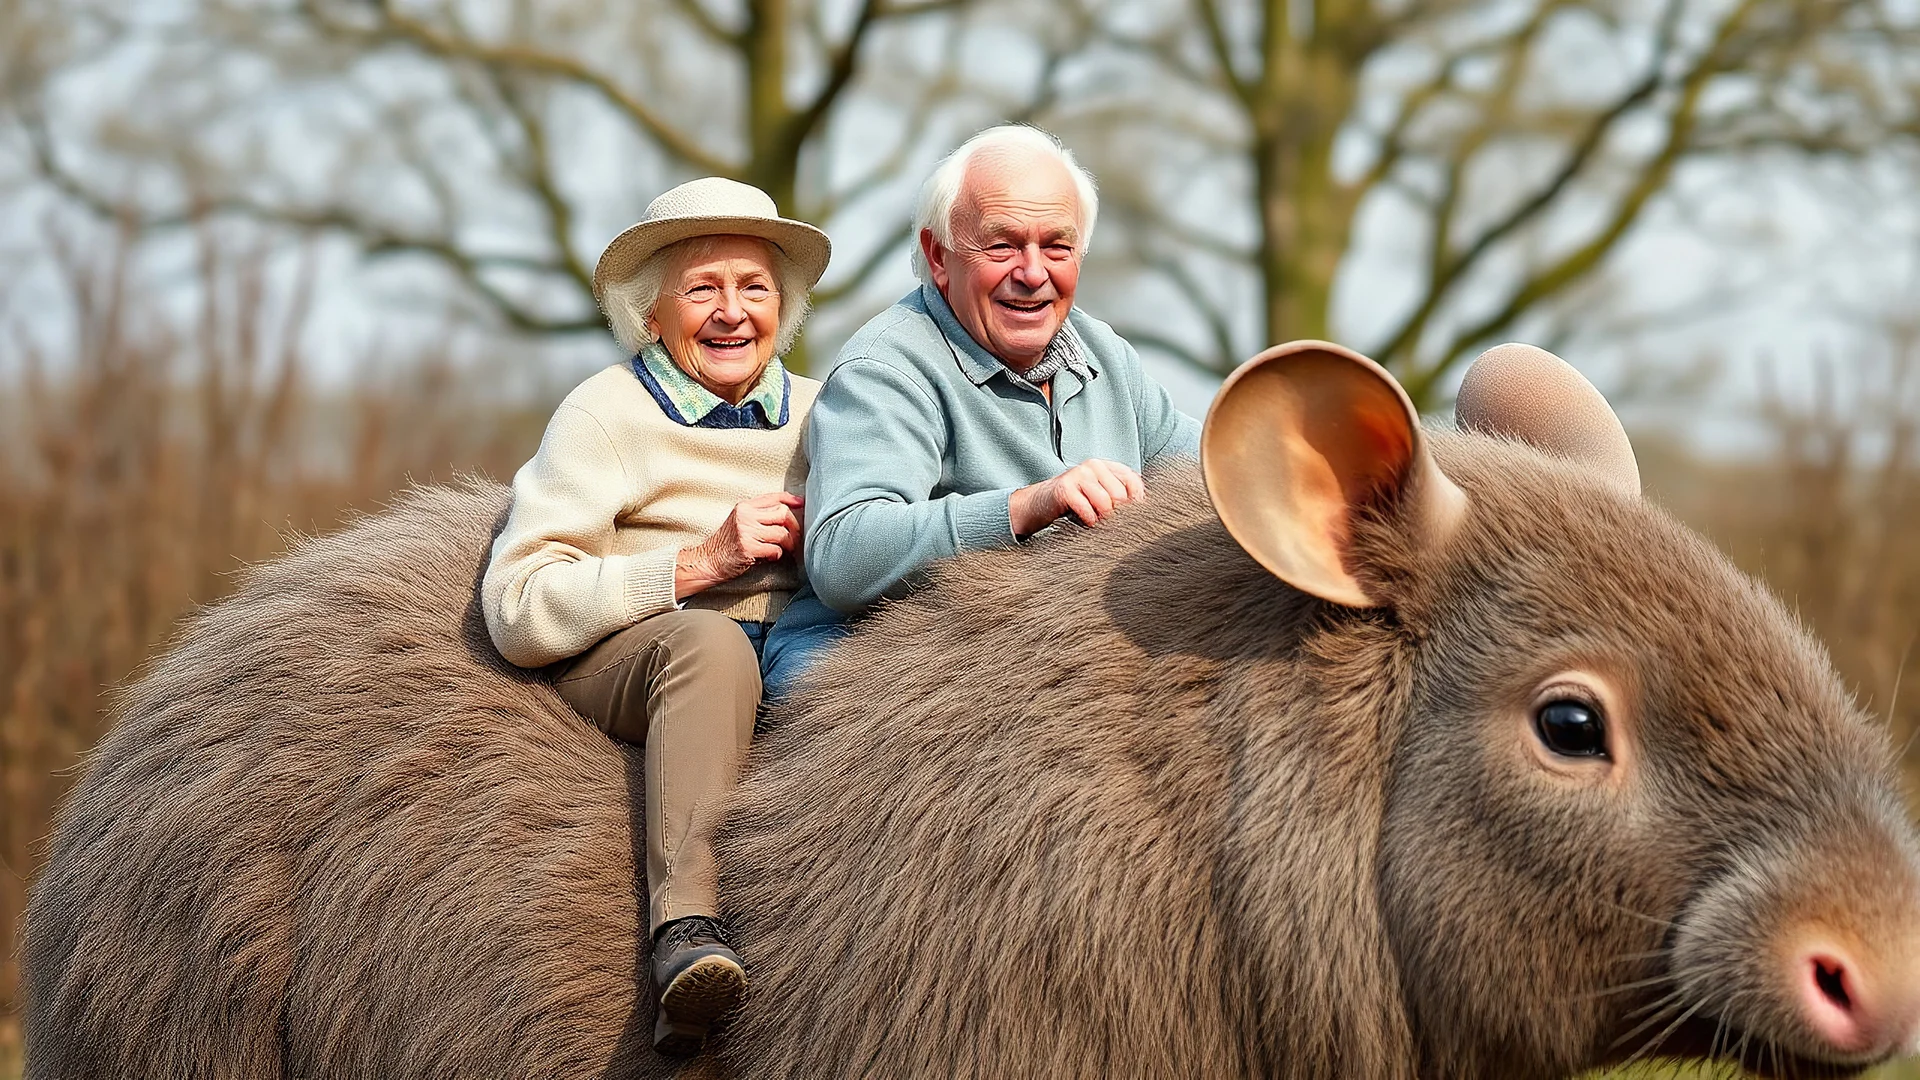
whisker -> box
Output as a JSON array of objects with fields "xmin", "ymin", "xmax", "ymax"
[
  {"xmin": 1570, "ymin": 971, "xmax": 1677, "ymax": 1002},
  {"xmin": 1622, "ymin": 987, "xmax": 1688, "ymax": 1022},
  {"xmin": 1624, "ymin": 996, "xmax": 1711, "ymax": 1068},
  {"xmin": 1593, "ymin": 897, "xmax": 1680, "ymax": 932},
  {"xmin": 1610, "ymin": 990, "xmax": 1688, "ymax": 1051},
  {"xmin": 1606, "ymin": 948, "xmax": 1673, "ymax": 967},
  {"xmin": 1891, "ymin": 632, "xmax": 1917, "ymax": 758},
  {"xmin": 1704, "ymin": 990, "xmax": 1750, "ymax": 1064},
  {"xmin": 1730, "ymin": 1020, "xmax": 1756, "ymax": 1078}
]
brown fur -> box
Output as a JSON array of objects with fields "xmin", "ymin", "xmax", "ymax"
[{"xmin": 20, "ymin": 433, "xmax": 1919, "ymax": 1079}]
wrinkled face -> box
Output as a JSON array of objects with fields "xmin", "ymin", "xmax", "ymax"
[
  {"xmin": 648, "ymin": 235, "xmax": 782, "ymax": 404},
  {"xmin": 921, "ymin": 147, "xmax": 1082, "ymax": 371},
  {"xmin": 1374, "ymin": 441, "xmax": 1920, "ymax": 1080}
]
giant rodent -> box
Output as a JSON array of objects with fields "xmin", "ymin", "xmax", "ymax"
[{"xmin": 22, "ymin": 342, "xmax": 1920, "ymax": 1079}]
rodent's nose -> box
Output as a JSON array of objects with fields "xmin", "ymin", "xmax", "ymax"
[{"xmin": 1795, "ymin": 944, "xmax": 1920, "ymax": 1058}]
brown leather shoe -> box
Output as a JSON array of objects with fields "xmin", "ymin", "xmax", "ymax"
[{"xmin": 651, "ymin": 916, "xmax": 747, "ymax": 1057}]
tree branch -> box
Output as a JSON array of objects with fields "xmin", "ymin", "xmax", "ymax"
[
  {"xmin": 667, "ymin": 0, "xmax": 745, "ymax": 47},
  {"xmin": 1094, "ymin": 18, "xmax": 1220, "ymax": 89},
  {"xmin": 487, "ymin": 73, "xmax": 594, "ymax": 296},
  {"xmin": 1112, "ymin": 324, "xmax": 1230, "ymax": 377},
  {"xmin": 1144, "ymin": 251, "xmax": 1240, "ymax": 369},
  {"xmin": 1351, "ymin": 51, "xmax": 1467, "ymax": 197},
  {"xmin": 302, "ymin": 0, "xmax": 736, "ymax": 176},
  {"xmin": 29, "ymin": 106, "xmax": 595, "ymax": 336},
  {"xmin": 1404, "ymin": 0, "xmax": 1760, "ymax": 402},
  {"xmin": 1369, "ymin": 0, "xmax": 1686, "ymax": 366},
  {"xmin": 789, "ymin": 0, "xmax": 971, "ymax": 154},
  {"xmin": 810, "ymin": 217, "xmax": 915, "ymax": 305},
  {"xmin": 1197, "ymin": 0, "xmax": 1258, "ymax": 110}
]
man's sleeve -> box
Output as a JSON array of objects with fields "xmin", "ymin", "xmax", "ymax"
[
  {"xmin": 804, "ymin": 358, "xmax": 1018, "ymax": 613},
  {"xmin": 1129, "ymin": 340, "xmax": 1204, "ymax": 466}
]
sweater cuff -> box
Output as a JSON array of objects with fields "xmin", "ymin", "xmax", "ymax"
[
  {"xmin": 621, "ymin": 546, "xmax": 682, "ymax": 622},
  {"xmin": 952, "ymin": 488, "xmax": 1018, "ymax": 553}
]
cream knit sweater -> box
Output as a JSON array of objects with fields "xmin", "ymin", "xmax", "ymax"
[{"xmin": 483, "ymin": 361, "xmax": 821, "ymax": 669}]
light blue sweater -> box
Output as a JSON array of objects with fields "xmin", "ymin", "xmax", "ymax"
[{"xmin": 804, "ymin": 284, "xmax": 1202, "ymax": 613}]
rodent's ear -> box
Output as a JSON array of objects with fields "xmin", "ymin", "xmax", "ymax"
[
  {"xmin": 1203, "ymin": 340, "xmax": 1467, "ymax": 608},
  {"xmin": 1455, "ymin": 343, "xmax": 1640, "ymax": 498}
]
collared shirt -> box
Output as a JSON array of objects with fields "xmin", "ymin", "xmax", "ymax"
[
  {"xmin": 632, "ymin": 341, "xmax": 791, "ymax": 429},
  {"xmin": 934, "ymin": 299, "xmax": 1095, "ymax": 403},
  {"xmin": 803, "ymin": 283, "xmax": 1202, "ymax": 613}
]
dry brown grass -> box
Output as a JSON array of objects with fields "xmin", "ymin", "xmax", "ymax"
[
  {"xmin": 0, "ymin": 222, "xmax": 553, "ymax": 1023},
  {"xmin": 1637, "ymin": 336, "xmax": 1920, "ymax": 795},
  {"xmin": 0, "ymin": 1014, "xmax": 17, "ymax": 1080},
  {"xmin": 1, "ymin": 225, "xmax": 1917, "ymax": 1076}
]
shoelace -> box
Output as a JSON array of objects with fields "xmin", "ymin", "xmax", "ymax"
[{"xmin": 657, "ymin": 916, "xmax": 728, "ymax": 954}]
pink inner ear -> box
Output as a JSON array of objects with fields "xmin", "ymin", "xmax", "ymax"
[
  {"xmin": 1203, "ymin": 341, "xmax": 1432, "ymax": 609},
  {"xmin": 1347, "ymin": 403, "xmax": 1416, "ymax": 500}
]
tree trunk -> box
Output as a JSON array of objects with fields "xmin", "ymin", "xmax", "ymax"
[{"xmin": 1251, "ymin": 0, "xmax": 1365, "ymax": 351}]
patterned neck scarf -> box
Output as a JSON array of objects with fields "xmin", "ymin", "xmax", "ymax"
[
  {"xmin": 632, "ymin": 341, "xmax": 790, "ymax": 429},
  {"xmin": 1004, "ymin": 321, "xmax": 1091, "ymax": 391}
]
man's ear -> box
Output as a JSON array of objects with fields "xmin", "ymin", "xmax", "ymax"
[
  {"xmin": 918, "ymin": 229, "xmax": 951, "ymax": 292},
  {"xmin": 1202, "ymin": 341, "xmax": 1466, "ymax": 608}
]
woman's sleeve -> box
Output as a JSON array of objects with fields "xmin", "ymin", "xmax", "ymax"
[{"xmin": 481, "ymin": 403, "xmax": 679, "ymax": 668}]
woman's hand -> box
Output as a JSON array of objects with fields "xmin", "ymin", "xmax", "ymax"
[{"xmin": 675, "ymin": 492, "xmax": 804, "ymax": 599}]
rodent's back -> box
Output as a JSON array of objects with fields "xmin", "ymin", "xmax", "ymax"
[
  {"xmin": 22, "ymin": 482, "xmax": 679, "ymax": 1080},
  {"xmin": 718, "ymin": 464, "xmax": 1417, "ymax": 1078}
]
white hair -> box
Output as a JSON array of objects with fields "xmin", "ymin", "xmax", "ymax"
[
  {"xmin": 910, "ymin": 124, "xmax": 1100, "ymax": 284},
  {"xmin": 598, "ymin": 235, "xmax": 813, "ymax": 357}
]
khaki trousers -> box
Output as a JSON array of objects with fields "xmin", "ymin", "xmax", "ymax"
[{"xmin": 552, "ymin": 608, "xmax": 759, "ymax": 933}]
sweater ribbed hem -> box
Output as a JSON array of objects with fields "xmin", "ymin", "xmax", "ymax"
[
  {"xmin": 686, "ymin": 589, "xmax": 791, "ymax": 625},
  {"xmin": 622, "ymin": 546, "xmax": 682, "ymax": 623},
  {"xmin": 952, "ymin": 488, "xmax": 1018, "ymax": 553}
]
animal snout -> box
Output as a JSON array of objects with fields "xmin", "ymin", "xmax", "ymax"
[
  {"xmin": 1789, "ymin": 936, "xmax": 1920, "ymax": 1061},
  {"xmin": 1663, "ymin": 801, "xmax": 1920, "ymax": 1074}
]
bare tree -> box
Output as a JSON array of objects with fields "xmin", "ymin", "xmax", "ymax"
[
  {"xmin": 15, "ymin": 0, "xmax": 1089, "ymax": 371},
  {"xmin": 1069, "ymin": 0, "xmax": 1920, "ymax": 405}
]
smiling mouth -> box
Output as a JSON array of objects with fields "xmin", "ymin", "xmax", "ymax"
[
  {"xmin": 701, "ymin": 337, "xmax": 753, "ymax": 351},
  {"xmin": 997, "ymin": 299, "xmax": 1051, "ymax": 315}
]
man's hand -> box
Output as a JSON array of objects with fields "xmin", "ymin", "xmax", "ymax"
[
  {"xmin": 676, "ymin": 492, "xmax": 803, "ymax": 598},
  {"xmin": 1009, "ymin": 459, "xmax": 1144, "ymax": 537}
]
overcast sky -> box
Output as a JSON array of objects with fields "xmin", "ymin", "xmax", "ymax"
[{"xmin": 6, "ymin": 1, "xmax": 1917, "ymax": 458}]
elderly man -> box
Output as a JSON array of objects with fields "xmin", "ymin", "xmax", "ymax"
[{"xmin": 801, "ymin": 125, "xmax": 1201, "ymax": 617}]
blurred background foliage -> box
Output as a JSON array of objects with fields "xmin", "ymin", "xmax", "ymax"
[{"xmin": 2, "ymin": 0, "xmax": 1920, "ymax": 1076}]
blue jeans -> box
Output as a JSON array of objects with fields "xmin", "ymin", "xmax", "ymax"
[{"xmin": 736, "ymin": 585, "xmax": 852, "ymax": 702}]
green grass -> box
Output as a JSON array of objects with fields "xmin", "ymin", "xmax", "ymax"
[
  {"xmin": 1589, "ymin": 1063, "xmax": 1920, "ymax": 1079},
  {"xmin": 15, "ymin": 1051, "xmax": 1914, "ymax": 1080},
  {"xmin": 0, "ymin": 1014, "xmax": 17, "ymax": 1080},
  {"xmin": 0, "ymin": 1034, "xmax": 1909, "ymax": 1079},
  {"xmin": 0, "ymin": 1005, "xmax": 1911, "ymax": 1080}
]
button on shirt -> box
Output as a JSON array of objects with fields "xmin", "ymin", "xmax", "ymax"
[{"xmin": 803, "ymin": 283, "xmax": 1203, "ymax": 613}]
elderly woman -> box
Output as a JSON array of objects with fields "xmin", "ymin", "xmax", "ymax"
[{"xmin": 481, "ymin": 177, "xmax": 838, "ymax": 1057}]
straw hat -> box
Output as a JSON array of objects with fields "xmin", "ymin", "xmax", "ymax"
[{"xmin": 592, "ymin": 177, "xmax": 832, "ymax": 302}]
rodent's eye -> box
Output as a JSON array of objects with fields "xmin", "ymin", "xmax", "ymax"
[{"xmin": 1535, "ymin": 699, "xmax": 1608, "ymax": 759}]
